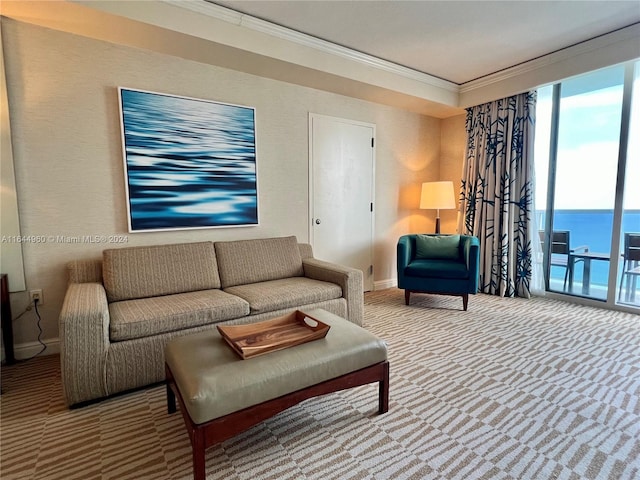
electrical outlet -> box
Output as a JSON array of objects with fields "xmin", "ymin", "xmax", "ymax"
[{"xmin": 29, "ymin": 289, "xmax": 43, "ymax": 305}]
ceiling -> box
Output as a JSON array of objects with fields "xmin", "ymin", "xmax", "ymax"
[
  {"xmin": 211, "ymin": 0, "xmax": 640, "ymax": 85},
  {"xmin": 3, "ymin": 0, "xmax": 638, "ymax": 117}
]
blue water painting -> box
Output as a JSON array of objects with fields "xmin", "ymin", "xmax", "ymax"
[{"xmin": 119, "ymin": 88, "xmax": 258, "ymax": 231}]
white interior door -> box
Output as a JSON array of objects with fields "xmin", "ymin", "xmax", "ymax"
[{"xmin": 309, "ymin": 114, "xmax": 375, "ymax": 291}]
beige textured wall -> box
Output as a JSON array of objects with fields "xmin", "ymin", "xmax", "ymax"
[
  {"xmin": 3, "ymin": 19, "xmax": 444, "ymax": 348},
  {"xmin": 440, "ymin": 114, "xmax": 467, "ymax": 234}
]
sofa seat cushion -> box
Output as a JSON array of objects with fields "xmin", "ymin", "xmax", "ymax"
[
  {"xmin": 215, "ymin": 236, "xmax": 304, "ymax": 288},
  {"xmin": 103, "ymin": 242, "xmax": 220, "ymax": 302},
  {"xmin": 224, "ymin": 277, "xmax": 342, "ymax": 314},
  {"xmin": 404, "ymin": 259, "xmax": 470, "ymax": 280},
  {"xmin": 109, "ymin": 289, "xmax": 249, "ymax": 342}
]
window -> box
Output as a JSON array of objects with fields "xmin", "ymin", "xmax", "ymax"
[{"xmin": 535, "ymin": 61, "xmax": 640, "ymax": 310}]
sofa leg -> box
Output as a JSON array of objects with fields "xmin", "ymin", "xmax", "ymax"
[
  {"xmin": 462, "ymin": 294, "xmax": 468, "ymax": 311},
  {"xmin": 404, "ymin": 290, "xmax": 410, "ymax": 305}
]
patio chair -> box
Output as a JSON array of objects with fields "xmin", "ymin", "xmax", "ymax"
[
  {"xmin": 538, "ymin": 230, "xmax": 588, "ymax": 291},
  {"xmin": 618, "ymin": 232, "xmax": 640, "ymax": 303}
]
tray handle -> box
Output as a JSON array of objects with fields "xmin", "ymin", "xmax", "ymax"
[{"xmin": 299, "ymin": 313, "xmax": 326, "ymax": 331}]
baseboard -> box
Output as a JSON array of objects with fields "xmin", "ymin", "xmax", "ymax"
[
  {"xmin": 374, "ymin": 279, "xmax": 397, "ymax": 291},
  {"xmin": 1, "ymin": 337, "xmax": 59, "ymax": 362}
]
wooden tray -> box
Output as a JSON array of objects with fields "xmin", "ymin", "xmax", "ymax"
[{"xmin": 217, "ymin": 310, "xmax": 330, "ymax": 359}]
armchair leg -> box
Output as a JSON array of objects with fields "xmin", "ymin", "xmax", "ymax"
[{"xmin": 404, "ymin": 290, "xmax": 470, "ymax": 310}]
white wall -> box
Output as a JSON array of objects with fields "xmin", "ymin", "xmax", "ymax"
[{"xmin": 2, "ymin": 19, "xmax": 442, "ymax": 352}]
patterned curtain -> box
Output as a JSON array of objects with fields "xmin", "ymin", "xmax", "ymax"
[{"xmin": 458, "ymin": 92, "xmax": 537, "ymax": 298}]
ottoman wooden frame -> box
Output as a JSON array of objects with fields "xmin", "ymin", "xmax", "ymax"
[{"xmin": 166, "ymin": 360, "xmax": 389, "ymax": 480}]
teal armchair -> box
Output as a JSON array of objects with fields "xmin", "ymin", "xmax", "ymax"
[{"xmin": 397, "ymin": 234, "xmax": 480, "ymax": 310}]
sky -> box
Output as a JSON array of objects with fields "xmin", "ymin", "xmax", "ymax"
[{"xmin": 534, "ymin": 65, "xmax": 639, "ymax": 211}]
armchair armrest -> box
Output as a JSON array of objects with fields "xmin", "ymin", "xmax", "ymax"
[
  {"xmin": 461, "ymin": 236, "xmax": 480, "ymax": 291},
  {"xmin": 59, "ymin": 282, "xmax": 110, "ymax": 406},
  {"xmin": 397, "ymin": 236, "xmax": 413, "ymax": 270},
  {"xmin": 302, "ymin": 258, "xmax": 364, "ymax": 326},
  {"xmin": 396, "ymin": 235, "xmax": 415, "ymax": 289}
]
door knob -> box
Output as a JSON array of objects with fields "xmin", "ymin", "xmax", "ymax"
[{"xmin": 315, "ymin": 219, "xmax": 321, "ymax": 225}]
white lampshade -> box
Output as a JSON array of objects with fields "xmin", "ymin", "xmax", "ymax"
[{"xmin": 420, "ymin": 181, "xmax": 455, "ymax": 210}]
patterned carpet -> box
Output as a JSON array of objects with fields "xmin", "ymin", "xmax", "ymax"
[{"xmin": 1, "ymin": 289, "xmax": 639, "ymax": 480}]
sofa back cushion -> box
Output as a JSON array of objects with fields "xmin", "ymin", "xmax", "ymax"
[
  {"xmin": 103, "ymin": 242, "xmax": 220, "ymax": 302},
  {"xmin": 215, "ymin": 236, "xmax": 304, "ymax": 288}
]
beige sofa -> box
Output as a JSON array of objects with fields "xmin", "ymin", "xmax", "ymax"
[{"xmin": 59, "ymin": 236, "xmax": 363, "ymax": 407}]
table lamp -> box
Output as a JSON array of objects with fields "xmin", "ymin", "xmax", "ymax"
[{"xmin": 420, "ymin": 181, "xmax": 455, "ymax": 234}]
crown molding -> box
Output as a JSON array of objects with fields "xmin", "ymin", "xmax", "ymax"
[
  {"xmin": 165, "ymin": 0, "xmax": 458, "ymax": 94},
  {"xmin": 165, "ymin": 1, "xmax": 640, "ymax": 107},
  {"xmin": 460, "ymin": 23, "xmax": 640, "ymax": 94}
]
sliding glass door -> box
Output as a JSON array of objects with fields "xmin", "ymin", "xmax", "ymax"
[
  {"xmin": 535, "ymin": 61, "xmax": 639, "ymax": 309},
  {"xmin": 618, "ymin": 63, "xmax": 640, "ymax": 306}
]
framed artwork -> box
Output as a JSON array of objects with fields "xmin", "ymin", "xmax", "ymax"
[{"xmin": 118, "ymin": 87, "xmax": 258, "ymax": 232}]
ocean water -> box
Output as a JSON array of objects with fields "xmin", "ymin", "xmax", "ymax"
[
  {"xmin": 120, "ymin": 89, "xmax": 258, "ymax": 231},
  {"xmin": 543, "ymin": 209, "xmax": 640, "ymax": 289}
]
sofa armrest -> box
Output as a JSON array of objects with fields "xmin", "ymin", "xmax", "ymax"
[
  {"xmin": 67, "ymin": 259, "xmax": 102, "ymax": 284},
  {"xmin": 59, "ymin": 282, "xmax": 110, "ymax": 406},
  {"xmin": 302, "ymin": 258, "xmax": 364, "ymax": 326},
  {"xmin": 297, "ymin": 242, "xmax": 314, "ymax": 260}
]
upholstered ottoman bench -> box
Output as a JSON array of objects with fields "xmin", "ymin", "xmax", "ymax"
[{"xmin": 165, "ymin": 308, "xmax": 389, "ymax": 480}]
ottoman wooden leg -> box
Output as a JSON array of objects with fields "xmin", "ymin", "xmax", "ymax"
[
  {"xmin": 379, "ymin": 361, "xmax": 389, "ymax": 414},
  {"xmin": 166, "ymin": 365, "xmax": 177, "ymax": 414},
  {"xmin": 192, "ymin": 429, "xmax": 206, "ymax": 480}
]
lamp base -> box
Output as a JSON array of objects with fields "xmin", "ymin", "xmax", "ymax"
[{"xmin": 435, "ymin": 217, "xmax": 441, "ymax": 234}]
